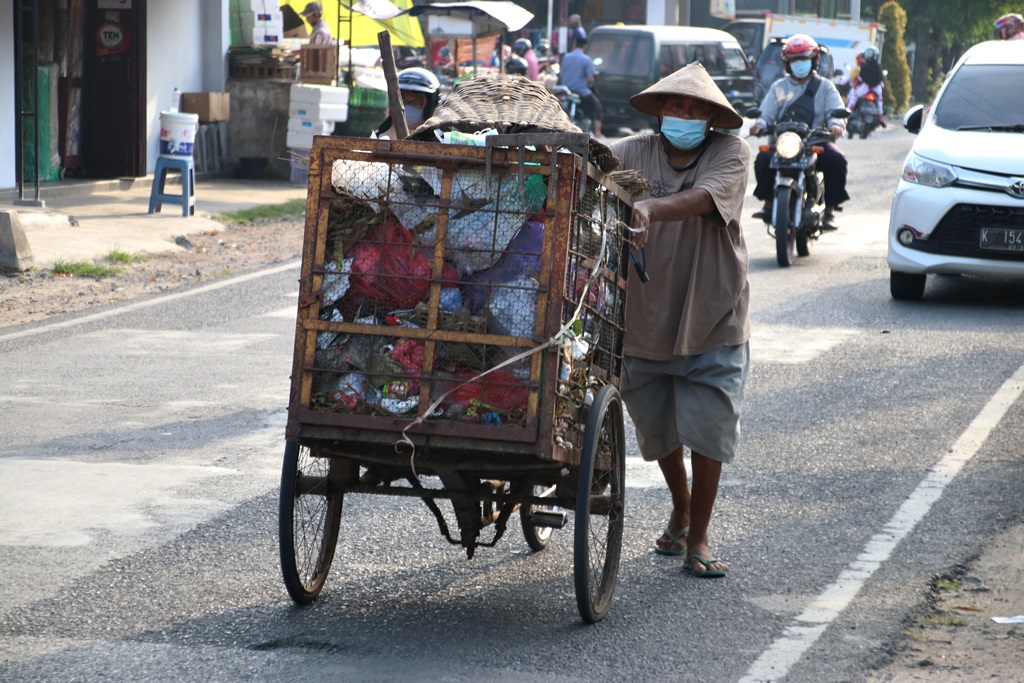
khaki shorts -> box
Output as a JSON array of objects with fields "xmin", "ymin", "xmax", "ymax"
[{"xmin": 620, "ymin": 343, "xmax": 749, "ymax": 464}]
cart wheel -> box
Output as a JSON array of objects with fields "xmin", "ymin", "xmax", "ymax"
[
  {"xmin": 520, "ymin": 484, "xmax": 558, "ymax": 552},
  {"xmin": 279, "ymin": 439, "xmax": 343, "ymax": 604},
  {"xmin": 574, "ymin": 385, "xmax": 626, "ymax": 624}
]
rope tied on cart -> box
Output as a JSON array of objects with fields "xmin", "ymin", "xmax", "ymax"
[{"xmin": 396, "ymin": 218, "xmax": 621, "ymax": 476}]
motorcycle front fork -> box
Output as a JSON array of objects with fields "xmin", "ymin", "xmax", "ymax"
[{"xmin": 769, "ymin": 171, "xmax": 824, "ymax": 236}]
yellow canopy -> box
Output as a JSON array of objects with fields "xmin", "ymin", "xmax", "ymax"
[{"xmin": 283, "ymin": 1, "xmax": 426, "ymax": 48}]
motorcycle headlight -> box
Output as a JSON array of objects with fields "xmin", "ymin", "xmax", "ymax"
[
  {"xmin": 776, "ymin": 132, "xmax": 803, "ymax": 159},
  {"xmin": 902, "ymin": 152, "xmax": 957, "ymax": 188}
]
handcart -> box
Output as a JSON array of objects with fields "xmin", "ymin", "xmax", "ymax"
[{"xmin": 279, "ymin": 132, "xmax": 633, "ymax": 623}]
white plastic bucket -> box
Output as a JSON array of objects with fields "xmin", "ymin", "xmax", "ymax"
[{"xmin": 159, "ymin": 111, "xmax": 199, "ymax": 158}]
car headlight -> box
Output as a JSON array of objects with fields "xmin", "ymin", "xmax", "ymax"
[
  {"xmin": 776, "ymin": 132, "xmax": 803, "ymax": 159},
  {"xmin": 902, "ymin": 152, "xmax": 957, "ymax": 187}
]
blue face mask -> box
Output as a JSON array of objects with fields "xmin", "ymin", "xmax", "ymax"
[
  {"xmin": 790, "ymin": 59, "xmax": 813, "ymax": 78},
  {"xmin": 405, "ymin": 105, "xmax": 425, "ymax": 127},
  {"xmin": 661, "ymin": 116, "xmax": 708, "ymax": 150}
]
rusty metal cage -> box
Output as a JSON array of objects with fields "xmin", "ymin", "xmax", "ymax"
[{"xmin": 286, "ymin": 134, "xmax": 632, "ymax": 467}]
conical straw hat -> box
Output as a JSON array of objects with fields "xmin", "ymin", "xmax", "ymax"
[{"xmin": 629, "ymin": 61, "xmax": 744, "ymax": 130}]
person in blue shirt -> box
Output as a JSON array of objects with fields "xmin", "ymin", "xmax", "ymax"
[{"xmin": 558, "ymin": 37, "xmax": 603, "ymax": 138}]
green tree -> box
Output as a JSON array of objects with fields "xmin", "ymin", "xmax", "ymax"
[
  {"xmin": 879, "ymin": 2, "xmax": 911, "ymax": 114},
  {"xmin": 897, "ymin": 0, "xmax": 1019, "ymax": 102}
]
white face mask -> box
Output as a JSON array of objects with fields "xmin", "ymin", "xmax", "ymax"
[
  {"xmin": 790, "ymin": 59, "xmax": 813, "ymax": 78},
  {"xmin": 404, "ymin": 104, "xmax": 425, "ymax": 127}
]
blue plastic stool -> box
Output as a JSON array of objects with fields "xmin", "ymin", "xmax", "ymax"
[{"xmin": 148, "ymin": 156, "xmax": 195, "ymax": 217}]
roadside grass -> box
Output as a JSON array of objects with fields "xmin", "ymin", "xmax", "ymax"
[
  {"xmin": 51, "ymin": 258, "xmax": 123, "ymax": 278},
  {"xmin": 935, "ymin": 578, "xmax": 962, "ymax": 591},
  {"xmin": 212, "ymin": 198, "xmax": 306, "ymax": 225},
  {"xmin": 914, "ymin": 613, "xmax": 969, "ymax": 628},
  {"xmin": 105, "ymin": 247, "xmax": 150, "ymax": 264}
]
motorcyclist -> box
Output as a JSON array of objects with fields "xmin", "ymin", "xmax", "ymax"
[
  {"xmin": 748, "ymin": 34, "xmax": 848, "ymax": 229},
  {"xmin": 845, "ymin": 46, "xmax": 886, "ymax": 129},
  {"xmin": 512, "ymin": 37, "xmax": 540, "ymax": 80},
  {"xmin": 995, "ymin": 13, "xmax": 1024, "ymax": 40},
  {"xmin": 372, "ymin": 67, "xmax": 441, "ymax": 140}
]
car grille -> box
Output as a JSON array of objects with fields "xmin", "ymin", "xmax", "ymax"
[{"xmin": 909, "ymin": 204, "xmax": 1024, "ymax": 260}]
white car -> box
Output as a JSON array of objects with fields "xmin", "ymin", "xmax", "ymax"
[{"xmin": 887, "ymin": 40, "xmax": 1024, "ymax": 300}]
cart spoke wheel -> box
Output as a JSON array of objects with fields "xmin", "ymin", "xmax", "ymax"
[
  {"xmin": 279, "ymin": 439, "xmax": 343, "ymax": 604},
  {"xmin": 521, "ymin": 484, "xmax": 558, "ymax": 552},
  {"xmin": 574, "ymin": 385, "xmax": 626, "ymax": 624}
]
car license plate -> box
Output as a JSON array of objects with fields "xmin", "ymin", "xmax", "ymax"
[{"xmin": 979, "ymin": 227, "xmax": 1024, "ymax": 252}]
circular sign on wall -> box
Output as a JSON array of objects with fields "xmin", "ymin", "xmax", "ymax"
[{"xmin": 96, "ymin": 23, "xmax": 130, "ymax": 57}]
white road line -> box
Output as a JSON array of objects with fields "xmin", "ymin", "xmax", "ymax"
[
  {"xmin": 0, "ymin": 260, "xmax": 300, "ymax": 343},
  {"xmin": 740, "ymin": 362, "xmax": 1024, "ymax": 683}
]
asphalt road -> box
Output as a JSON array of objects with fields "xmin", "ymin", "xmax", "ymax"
[{"xmin": 3, "ymin": 126, "xmax": 1024, "ymax": 682}]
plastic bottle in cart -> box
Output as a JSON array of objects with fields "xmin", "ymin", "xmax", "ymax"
[{"xmin": 170, "ymin": 87, "xmax": 180, "ymax": 113}]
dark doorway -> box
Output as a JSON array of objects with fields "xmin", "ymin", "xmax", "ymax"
[{"xmin": 86, "ymin": 0, "xmax": 146, "ymax": 179}]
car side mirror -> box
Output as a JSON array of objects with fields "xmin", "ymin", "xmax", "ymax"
[{"xmin": 903, "ymin": 105, "xmax": 924, "ymax": 134}]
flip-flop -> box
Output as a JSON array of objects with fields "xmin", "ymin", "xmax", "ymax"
[
  {"xmin": 685, "ymin": 553, "xmax": 728, "ymax": 578},
  {"xmin": 653, "ymin": 526, "xmax": 689, "ymax": 556}
]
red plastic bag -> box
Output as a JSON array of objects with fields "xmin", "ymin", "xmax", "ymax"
[
  {"xmin": 448, "ymin": 368, "xmax": 528, "ymax": 416},
  {"xmin": 344, "ymin": 218, "xmax": 432, "ymax": 312}
]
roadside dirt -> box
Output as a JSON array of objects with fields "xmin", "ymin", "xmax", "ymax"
[
  {"xmin": 0, "ymin": 218, "xmax": 303, "ymax": 329},
  {"xmin": 3, "ymin": 213, "xmax": 1023, "ymax": 681},
  {"xmin": 867, "ymin": 524, "xmax": 1024, "ymax": 681}
]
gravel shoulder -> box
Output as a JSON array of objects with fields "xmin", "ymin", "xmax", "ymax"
[{"xmin": 0, "ymin": 217, "xmax": 303, "ymax": 329}]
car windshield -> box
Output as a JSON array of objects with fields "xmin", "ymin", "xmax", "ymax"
[
  {"xmin": 932, "ymin": 64, "xmax": 1024, "ymax": 131},
  {"xmin": 589, "ymin": 33, "xmax": 653, "ymax": 77}
]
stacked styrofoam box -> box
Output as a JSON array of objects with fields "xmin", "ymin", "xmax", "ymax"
[
  {"xmin": 288, "ymin": 84, "xmax": 351, "ymax": 183},
  {"xmin": 230, "ymin": 0, "xmax": 283, "ymax": 46}
]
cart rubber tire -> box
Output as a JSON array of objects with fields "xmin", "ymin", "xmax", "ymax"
[
  {"xmin": 775, "ymin": 185, "xmax": 796, "ymax": 267},
  {"xmin": 521, "ymin": 484, "xmax": 557, "ymax": 552},
  {"xmin": 574, "ymin": 385, "xmax": 626, "ymax": 624},
  {"xmin": 279, "ymin": 439, "xmax": 343, "ymax": 604}
]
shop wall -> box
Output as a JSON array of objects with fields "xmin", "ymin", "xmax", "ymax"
[
  {"xmin": 0, "ymin": 0, "xmax": 16, "ymax": 190},
  {"xmin": 145, "ymin": 0, "xmax": 214, "ymax": 171}
]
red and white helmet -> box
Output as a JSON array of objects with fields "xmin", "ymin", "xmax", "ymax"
[
  {"xmin": 781, "ymin": 34, "xmax": 820, "ymax": 62},
  {"xmin": 994, "ymin": 13, "xmax": 1023, "ymax": 40}
]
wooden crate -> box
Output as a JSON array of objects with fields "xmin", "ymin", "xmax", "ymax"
[
  {"xmin": 286, "ymin": 135, "xmax": 632, "ymax": 464},
  {"xmin": 230, "ymin": 62, "xmax": 298, "ymax": 80},
  {"xmin": 299, "ymin": 45, "xmax": 337, "ymax": 84}
]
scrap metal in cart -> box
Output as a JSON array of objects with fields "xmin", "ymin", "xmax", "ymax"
[{"xmin": 279, "ymin": 133, "xmax": 635, "ymax": 623}]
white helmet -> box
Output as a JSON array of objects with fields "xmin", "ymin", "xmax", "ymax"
[{"xmin": 398, "ymin": 67, "xmax": 440, "ymax": 94}]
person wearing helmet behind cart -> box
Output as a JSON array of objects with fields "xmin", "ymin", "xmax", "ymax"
[
  {"xmin": 994, "ymin": 13, "xmax": 1024, "ymax": 40},
  {"xmin": 372, "ymin": 67, "xmax": 441, "ymax": 140},
  {"xmin": 505, "ymin": 54, "xmax": 530, "ymax": 77},
  {"xmin": 749, "ymin": 34, "xmax": 848, "ymax": 229},
  {"xmin": 845, "ymin": 46, "xmax": 886, "ymax": 128},
  {"xmin": 513, "ymin": 37, "xmax": 540, "ymax": 80}
]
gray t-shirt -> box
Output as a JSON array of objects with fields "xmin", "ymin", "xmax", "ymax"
[{"xmin": 608, "ymin": 132, "xmax": 751, "ymax": 359}]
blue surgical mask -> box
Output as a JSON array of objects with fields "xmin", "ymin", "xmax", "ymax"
[
  {"xmin": 790, "ymin": 59, "xmax": 813, "ymax": 78},
  {"xmin": 661, "ymin": 116, "xmax": 708, "ymax": 150},
  {"xmin": 405, "ymin": 105, "xmax": 424, "ymax": 127}
]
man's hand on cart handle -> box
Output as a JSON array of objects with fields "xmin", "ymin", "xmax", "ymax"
[{"xmin": 629, "ymin": 200, "xmax": 652, "ymax": 249}]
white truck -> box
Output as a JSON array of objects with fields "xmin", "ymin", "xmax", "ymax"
[{"xmin": 724, "ymin": 13, "xmax": 885, "ymax": 72}]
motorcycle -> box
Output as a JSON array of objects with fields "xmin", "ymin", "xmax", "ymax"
[
  {"xmin": 748, "ymin": 106, "xmax": 851, "ymax": 267},
  {"xmin": 846, "ymin": 90, "xmax": 882, "ymax": 139},
  {"xmin": 552, "ymin": 84, "xmax": 592, "ymax": 133}
]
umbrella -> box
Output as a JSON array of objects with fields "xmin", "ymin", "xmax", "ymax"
[{"xmin": 282, "ymin": 0, "xmax": 425, "ymax": 48}]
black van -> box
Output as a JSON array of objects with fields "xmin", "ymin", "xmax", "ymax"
[{"xmin": 587, "ymin": 25, "xmax": 756, "ymax": 134}]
